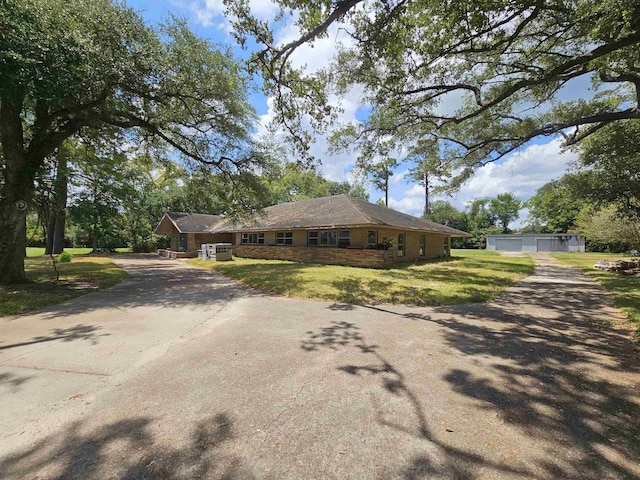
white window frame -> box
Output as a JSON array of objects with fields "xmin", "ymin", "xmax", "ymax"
[
  {"xmin": 398, "ymin": 232, "xmax": 406, "ymax": 257},
  {"xmin": 419, "ymin": 235, "xmax": 426, "ymax": 256}
]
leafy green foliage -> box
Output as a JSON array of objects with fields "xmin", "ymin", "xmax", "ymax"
[
  {"xmin": 360, "ymin": 157, "xmax": 398, "ymax": 206},
  {"xmin": 264, "ymin": 161, "xmax": 369, "ymax": 204},
  {"xmin": 426, "ymin": 197, "xmax": 508, "ymax": 248},
  {"xmin": 574, "ymin": 204, "xmax": 640, "ymax": 251},
  {"xmin": 569, "ymin": 120, "xmax": 640, "ymax": 218},
  {"xmin": 0, "ymin": 0, "xmax": 267, "ymax": 282},
  {"xmin": 527, "ymin": 178, "xmax": 587, "ymax": 233},
  {"xmin": 57, "ymin": 251, "xmax": 72, "ymax": 263},
  {"xmin": 227, "ymin": 0, "xmax": 640, "ymax": 187},
  {"xmin": 405, "ymin": 139, "xmax": 451, "ymax": 216},
  {"xmin": 490, "ymin": 193, "xmax": 522, "ymax": 233}
]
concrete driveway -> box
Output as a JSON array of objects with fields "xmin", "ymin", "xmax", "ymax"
[{"xmin": 1, "ymin": 254, "xmax": 639, "ymax": 479}]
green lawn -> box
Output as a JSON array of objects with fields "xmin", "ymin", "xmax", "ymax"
[
  {"xmin": 188, "ymin": 249, "xmax": 534, "ymax": 306},
  {"xmin": 552, "ymin": 252, "xmax": 640, "ymax": 336},
  {"xmin": 26, "ymin": 247, "xmax": 131, "ymax": 257},
  {"xmin": 0, "ymin": 256, "xmax": 128, "ymax": 316}
]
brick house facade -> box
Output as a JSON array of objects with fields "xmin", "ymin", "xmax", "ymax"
[{"xmin": 155, "ymin": 195, "xmax": 469, "ymax": 268}]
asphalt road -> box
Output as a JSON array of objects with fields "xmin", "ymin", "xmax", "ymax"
[{"xmin": 1, "ymin": 254, "xmax": 639, "ymax": 479}]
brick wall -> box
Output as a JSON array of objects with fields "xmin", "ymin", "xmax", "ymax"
[{"xmin": 233, "ymin": 245, "xmax": 396, "ymax": 268}]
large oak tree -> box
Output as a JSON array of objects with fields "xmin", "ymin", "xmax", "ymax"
[
  {"xmin": 226, "ymin": 0, "xmax": 640, "ymax": 186},
  {"xmin": 0, "ymin": 0, "xmax": 262, "ymax": 283}
]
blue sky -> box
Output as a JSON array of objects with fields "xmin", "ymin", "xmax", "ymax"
[{"xmin": 128, "ymin": 0, "xmax": 583, "ymax": 227}]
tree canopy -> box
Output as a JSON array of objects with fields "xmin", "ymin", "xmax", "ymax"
[
  {"xmin": 526, "ymin": 178, "xmax": 586, "ymax": 233},
  {"xmin": 490, "ymin": 193, "xmax": 522, "ymax": 233},
  {"xmin": 568, "ymin": 120, "xmax": 640, "ymax": 218},
  {"xmin": 0, "ymin": 0, "xmax": 265, "ymax": 282},
  {"xmin": 227, "ymin": 0, "xmax": 640, "ymax": 186}
]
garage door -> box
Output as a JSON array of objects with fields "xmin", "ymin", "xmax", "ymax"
[
  {"xmin": 537, "ymin": 238, "xmax": 568, "ymax": 252},
  {"xmin": 495, "ymin": 238, "xmax": 523, "ymax": 251}
]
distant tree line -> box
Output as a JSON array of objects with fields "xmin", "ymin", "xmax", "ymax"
[
  {"xmin": 429, "ymin": 120, "xmax": 639, "ymax": 252},
  {"xmin": 425, "ymin": 193, "xmax": 522, "ymax": 249},
  {"xmin": 26, "ymin": 139, "xmax": 369, "ymax": 253}
]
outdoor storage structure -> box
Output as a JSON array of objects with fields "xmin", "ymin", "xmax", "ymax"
[
  {"xmin": 486, "ymin": 234, "xmax": 585, "ymax": 253},
  {"xmin": 200, "ymin": 243, "xmax": 233, "ymax": 261}
]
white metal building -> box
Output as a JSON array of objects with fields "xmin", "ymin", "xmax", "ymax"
[{"xmin": 486, "ymin": 234, "xmax": 585, "ymax": 253}]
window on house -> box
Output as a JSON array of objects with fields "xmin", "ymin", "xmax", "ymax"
[
  {"xmin": 320, "ymin": 230, "xmax": 337, "ymax": 246},
  {"xmin": 398, "ymin": 233, "xmax": 406, "ymax": 257},
  {"xmin": 338, "ymin": 230, "xmax": 350, "ymax": 248},
  {"xmin": 276, "ymin": 231, "xmax": 293, "ymax": 245},
  {"xmin": 308, "ymin": 231, "xmax": 318, "ymax": 246},
  {"xmin": 367, "ymin": 230, "xmax": 378, "ymax": 246},
  {"xmin": 419, "ymin": 235, "xmax": 426, "ymax": 256},
  {"xmin": 241, "ymin": 233, "xmax": 264, "ymax": 244},
  {"xmin": 444, "ymin": 236, "xmax": 449, "ymax": 255}
]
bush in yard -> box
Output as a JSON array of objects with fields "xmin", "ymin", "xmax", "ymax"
[
  {"xmin": 132, "ymin": 239, "xmax": 158, "ymax": 253},
  {"xmin": 58, "ymin": 252, "xmax": 73, "ymax": 263}
]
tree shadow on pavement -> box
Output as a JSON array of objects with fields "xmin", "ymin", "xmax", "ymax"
[
  {"xmin": 0, "ymin": 324, "xmax": 108, "ymax": 350},
  {"xmin": 327, "ymin": 264, "xmax": 640, "ymax": 479},
  {"xmin": 300, "ymin": 321, "xmax": 531, "ymax": 479},
  {"xmin": 0, "ymin": 413, "xmax": 253, "ymax": 480},
  {"xmin": 0, "ymin": 372, "xmax": 33, "ymax": 393},
  {"xmin": 19, "ymin": 260, "xmax": 262, "ymax": 322}
]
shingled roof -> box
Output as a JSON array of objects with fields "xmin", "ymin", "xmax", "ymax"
[
  {"xmin": 217, "ymin": 195, "xmax": 470, "ymax": 237},
  {"xmin": 162, "ymin": 212, "xmax": 225, "ymax": 233}
]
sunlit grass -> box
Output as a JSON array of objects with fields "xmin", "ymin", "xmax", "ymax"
[
  {"xmin": 0, "ymin": 257, "xmax": 128, "ymax": 316},
  {"xmin": 188, "ymin": 249, "xmax": 534, "ymax": 306},
  {"xmin": 552, "ymin": 252, "xmax": 640, "ymax": 337}
]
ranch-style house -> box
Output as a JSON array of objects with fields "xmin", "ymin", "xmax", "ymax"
[{"xmin": 155, "ymin": 194, "xmax": 471, "ymax": 268}]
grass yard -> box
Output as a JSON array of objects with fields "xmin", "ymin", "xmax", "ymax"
[
  {"xmin": 188, "ymin": 249, "xmax": 534, "ymax": 306},
  {"xmin": 552, "ymin": 252, "xmax": 640, "ymax": 336},
  {"xmin": 0, "ymin": 256, "xmax": 128, "ymax": 316}
]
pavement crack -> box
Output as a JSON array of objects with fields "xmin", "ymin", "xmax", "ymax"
[
  {"xmin": 259, "ymin": 380, "xmax": 313, "ymax": 438},
  {"xmin": 0, "ymin": 364, "xmax": 110, "ymax": 376}
]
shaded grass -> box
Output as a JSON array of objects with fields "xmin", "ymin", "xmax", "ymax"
[
  {"xmin": 0, "ymin": 257, "xmax": 128, "ymax": 316},
  {"xmin": 188, "ymin": 249, "xmax": 534, "ymax": 306},
  {"xmin": 552, "ymin": 252, "xmax": 640, "ymax": 336},
  {"xmin": 26, "ymin": 247, "xmax": 131, "ymax": 257}
]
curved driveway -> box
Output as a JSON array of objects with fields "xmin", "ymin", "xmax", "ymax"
[{"xmin": 1, "ymin": 254, "xmax": 639, "ymax": 479}]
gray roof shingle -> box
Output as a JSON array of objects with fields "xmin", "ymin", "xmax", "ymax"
[
  {"xmin": 164, "ymin": 212, "xmax": 225, "ymax": 233},
  {"xmin": 216, "ymin": 195, "xmax": 471, "ymax": 237}
]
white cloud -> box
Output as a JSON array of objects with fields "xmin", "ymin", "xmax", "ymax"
[
  {"xmin": 387, "ymin": 137, "xmax": 577, "ymax": 228},
  {"xmin": 189, "ymin": 0, "xmax": 279, "ymax": 31},
  {"xmin": 389, "ymin": 184, "xmax": 425, "ymax": 213},
  {"xmin": 452, "ymin": 139, "xmax": 577, "ymax": 204}
]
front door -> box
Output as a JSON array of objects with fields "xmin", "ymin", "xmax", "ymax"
[{"xmin": 178, "ymin": 233, "xmax": 188, "ymax": 252}]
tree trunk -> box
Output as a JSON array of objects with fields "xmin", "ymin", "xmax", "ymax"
[
  {"xmin": 45, "ymin": 148, "xmax": 69, "ymax": 254},
  {"xmin": 53, "ymin": 209, "xmax": 66, "ymax": 254},
  {"xmin": 0, "ymin": 201, "xmax": 28, "ymax": 283},
  {"xmin": 384, "ymin": 176, "xmax": 389, "ymax": 207},
  {"xmin": 0, "ymin": 96, "xmax": 33, "ymax": 284},
  {"xmin": 44, "ymin": 211, "xmax": 56, "ymax": 255},
  {"xmin": 423, "ymin": 171, "xmax": 430, "ymax": 217},
  {"xmin": 52, "ymin": 151, "xmax": 68, "ymax": 254},
  {"xmin": 92, "ymin": 207, "xmax": 98, "ymax": 253}
]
